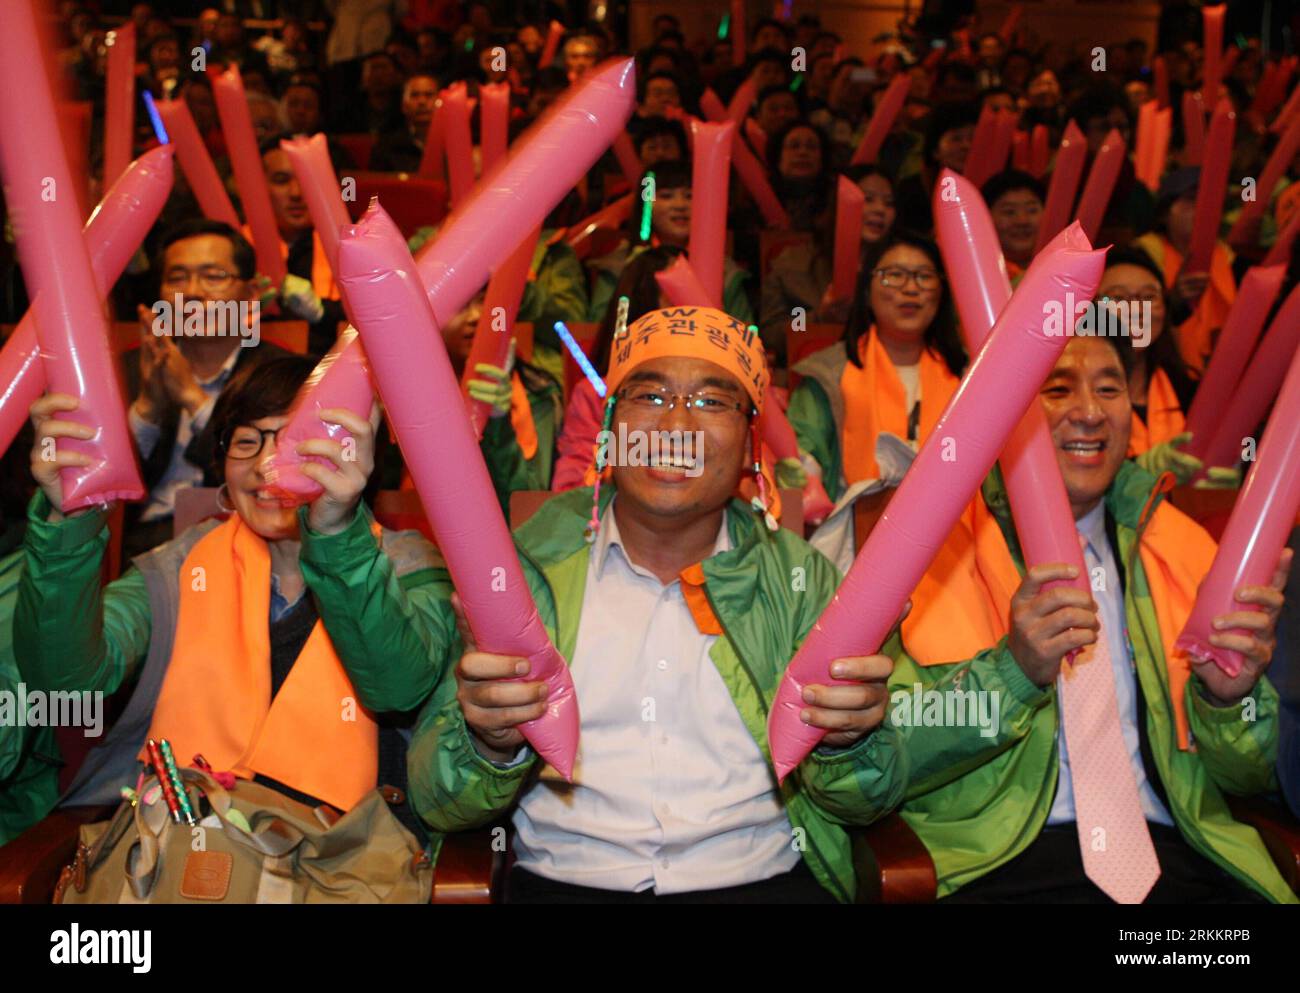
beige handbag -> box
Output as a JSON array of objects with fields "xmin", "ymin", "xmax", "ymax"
[{"xmin": 56, "ymin": 767, "xmax": 433, "ymax": 904}]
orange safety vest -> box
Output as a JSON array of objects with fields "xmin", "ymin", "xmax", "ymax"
[
  {"xmin": 840, "ymin": 328, "xmax": 960, "ymax": 484},
  {"xmin": 1136, "ymin": 234, "xmax": 1235, "ymax": 377},
  {"xmin": 144, "ymin": 514, "xmax": 378, "ymax": 810},
  {"xmin": 905, "ymin": 484, "xmax": 1216, "ymax": 750},
  {"xmin": 1128, "ymin": 366, "xmax": 1187, "ymax": 455}
]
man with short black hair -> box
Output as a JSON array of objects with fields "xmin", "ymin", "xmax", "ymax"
[{"xmin": 370, "ymin": 72, "xmax": 440, "ymax": 172}]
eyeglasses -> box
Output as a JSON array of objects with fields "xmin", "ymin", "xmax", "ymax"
[
  {"xmin": 874, "ymin": 266, "xmax": 942, "ymax": 290},
  {"xmin": 617, "ymin": 384, "xmax": 747, "ymax": 417},
  {"xmin": 161, "ymin": 266, "xmax": 239, "ymax": 293},
  {"xmin": 221, "ymin": 427, "xmax": 281, "ymax": 460}
]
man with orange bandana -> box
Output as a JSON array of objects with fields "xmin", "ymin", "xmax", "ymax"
[
  {"xmin": 876, "ymin": 334, "xmax": 1295, "ymax": 903},
  {"xmin": 404, "ymin": 306, "xmax": 912, "ymax": 903}
]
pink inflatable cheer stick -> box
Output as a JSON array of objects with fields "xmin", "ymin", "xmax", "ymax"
[
  {"xmin": 1229, "ymin": 113, "xmax": 1300, "ymax": 243},
  {"xmin": 935, "ymin": 169, "xmax": 1091, "ymax": 620},
  {"xmin": 1177, "ymin": 341, "xmax": 1300, "ymax": 676},
  {"xmin": 461, "ymin": 226, "xmax": 540, "ymax": 439},
  {"xmin": 1202, "ymin": 4, "xmax": 1226, "ymax": 107},
  {"xmin": 767, "ymin": 227, "xmax": 1106, "ymax": 781},
  {"xmin": 261, "ymin": 328, "xmax": 373, "ymax": 502},
  {"xmin": 744, "ymin": 118, "xmax": 767, "ymax": 159},
  {"xmin": 0, "ymin": 146, "xmax": 174, "ymax": 454},
  {"xmin": 656, "ymin": 254, "xmax": 719, "ymax": 309},
  {"xmin": 831, "ymin": 176, "xmax": 865, "ymax": 301},
  {"xmin": 442, "ymin": 82, "xmax": 474, "ymax": 208},
  {"xmin": 699, "ymin": 89, "xmax": 791, "ymax": 228},
  {"xmin": 565, "ymin": 193, "xmax": 635, "ymax": 253},
  {"xmin": 612, "ymin": 131, "xmax": 643, "ymax": 187},
  {"xmin": 1154, "ymin": 56, "xmax": 1170, "ymax": 109},
  {"xmin": 1134, "ymin": 101, "xmax": 1156, "ymax": 189},
  {"xmin": 730, "ymin": 0, "xmax": 747, "ymax": 67},
  {"xmin": 1263, "ymin": 201, "xmax": 1300, "ymax": 266},
  {"xmin": 339, "ymin": 203, "xmax": 580, "ymax": 780},
  {"xmin": 155, "ymin": 96, "xmax": 240, "ymax": 227},
  {"xmin": 1075, "ymin": 128, "xmax": 1126, "ymax": 243},
  {"xmin": 416, "ymin": 58, "xmax": 636, "ymax": 327},
  {"xmin": 728, "ymin": 78, "xmax": 758, "ymax": 124},
  {"xmin": 999, "ymin": 3, "xmax": 1023, "ymax": 46},
  {"xmin": 963, "ymin": 103, "xmax": 1000, "ymax": 188},
  {"xmin": 280, "ymin": 134, "xmax": 351, "ymax": 273},
  {"xmin": 1198, "ymin": 282, "xmax": 1300, "ymax": 470},
  {"xmin": 1029, "ymin": 124, "xmax": 1050, "ymax": 179},
  {"xmin": 1034, "ymin": 120, "xmax": 1086, "ymax": 252},
  {"xmin": 538, "ymin": 20, "xmax": 564, "ymax": 70},
  {"xmin": 211, "ymin": 64, "xmax": 287, "ymax": 285},
  {"xmin": 689, "ymin": 120, "xmax": 734, "ymax": 308},
  {"xmin": 851, "ymin": 72, "xmax": 910, "ymax": 166},
  {"xmin": 416, "ymin": 91, "xmax": 446, "ymax": 181},
  {"xmin": 1185, "ymin": 100, "xmax": 1236, "ymax": 272},
  {"xmin": 0, "ymin": 0, "xmax": 146, "ymax": 509},
  {"xmin": 1012, "ymin": 129, "xmax": 1030, "ymax": 172},
  {"xmin": 1182, "ymin": 90, "xmax": 1205, "ymax": 166},
  {"xmin": 103, "ymin": 23, "xmax": 137, "ymax": 189},
  {"xmin": 480, "ymin": 82, "xmax": 511, "ymax": 176},
  {"xmin": 1183, "ymin": 265, "xmax": 1287, "ymax": 459}
]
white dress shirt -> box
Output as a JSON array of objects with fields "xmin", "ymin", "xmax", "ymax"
[
  {"xmin": 510, "ymin": 499, "xmax": 801, "ymax": 893},
  {"xmin": 1047, "ymin": 501, "xmax": 1175, "ymax": 826}
]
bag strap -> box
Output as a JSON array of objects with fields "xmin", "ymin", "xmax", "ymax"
[{"xmin": 178, "ymin": 767, "xmax": 306, "ymax": 859}]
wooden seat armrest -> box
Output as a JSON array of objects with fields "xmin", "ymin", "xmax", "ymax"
[
  {"xmin": 431, "ymin": 828, "xmax": 505, "ymax": 904},
  {"xmin": 852, "ymin": 812, "xmax": 938, "ymax": 904},
  {"xmin": 1227, "ymin": 794, "xmax": 1300, "ymax": 894},
  {"xmin": 0, "ymin": 806, "xmax": 112, "ymax": 904}
]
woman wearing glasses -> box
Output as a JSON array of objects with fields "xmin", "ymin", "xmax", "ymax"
[
  {"xmin": 16, "ymin": 356, "xmax": 455, "ymax": 861},
  {"xmin": 787, "ymin": 231, "xmax": 966, "ymax": 501}
]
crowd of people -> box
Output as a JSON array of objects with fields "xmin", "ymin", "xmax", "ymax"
[{"xmin": 1, "ymin": 1, "xmax": 1299, "ymax": 906}]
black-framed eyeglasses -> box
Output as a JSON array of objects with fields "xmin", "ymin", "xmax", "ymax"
[
  {"xmin": 874, "ymin": 266, "xmax": 942, "ymax": 291},
  {"xmin": 221, "ymin": 426, "xmax": 281, "ymax": 460},
  {"xmin": 616, "ymin": 384, "xmax": 748, "ymax": 417}
]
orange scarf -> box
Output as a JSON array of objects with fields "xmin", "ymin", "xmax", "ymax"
[
  {"xmin": 1152, "ymin": 237, "xmax": 1235, "ymax": 376},
  {"xmin": 905, "ymin": 490, "xmax": 1215, "ymax": 750},
  {"xmin": 509, "ymin": 370, "xmax": 539, "ymax": 460},
  {"xmin": 144, "ymin": 515, "xmax": 378, "ymax": 810},
  {"xmin": 245, "ymin": 226, "xmax": 341, "ymax": 300},
  {"xmin": 1128, "ymin": 366, "xmax": 1186, "ymax": 455},
  {"xmin": 840, "ymin": 328, "xmax": 960, "ymax": 484}
]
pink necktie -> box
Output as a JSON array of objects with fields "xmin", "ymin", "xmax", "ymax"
[{"xmin": 1055, "ymin": 536, "xmax": 1161, "ymax": 903}]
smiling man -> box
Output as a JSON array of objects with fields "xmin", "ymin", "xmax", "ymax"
[
  {"xmin": 401, "ymin": 306, "xmax": 913, "ymax": 903},
  {"xmin": 891, "ymin": 333, "xmax": 1296, "ymax": 904}
]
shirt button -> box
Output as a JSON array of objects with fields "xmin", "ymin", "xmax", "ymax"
[{"xmin": 657, "ymin": 659, "xmax": 668, "ymax": 671}]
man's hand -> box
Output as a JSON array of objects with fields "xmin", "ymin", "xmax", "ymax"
[
  {"xmin": 133, "ymin": 305, "xmax": 205, "ymax": 418},
  {"xmin": 28, "ymin": 393, "xmax": 95, "ymax": 520},
  {"xmin": 299, "ymin": 403, "xmax": 379, "ymax": 535},
  {"xmin": 449, "ymin": 592, "xmax": 546, "ymax": 762},
  {"xmin": 280, "ymin": 273, "xmax": 325, "ymax": 322},
  {"xmin": 803, "ymin": 600, "xmax": 909, "ymax": 748},
  {"xmin": 1194, "ymin": 548, "xmax": 1293, "ymax": 706},
  {"xmin": 1008, "ymin": 563, "xmax": 1099, "ymax": 687}
]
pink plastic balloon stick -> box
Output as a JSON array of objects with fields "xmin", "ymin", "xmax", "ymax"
[
  {"xmin": 339, "ymin": 203, "xmax": 579, "ymax": 779},
  {"xmin": 730, "ymin": 0, "xmax": 746, "ymax": 67},
  {"xmin": 1185, "ymin": 100, "xmax": 1236, "ymax": 272},
  {"xmin": 211, "ymin": 64, "xmax": 288, "ymax": 285},
  {"xmin": 0, "ymin": 146, "xmax": 174, "ymax": 454},
  {"xmin": 415, "ymin": 58, "xmax": 636, "ymax": 327},
  {"xmin": 699, "ymin": 89, "xmax": 791, "ymax": 227},
  {"xmin": 1035, "ymin": 120, "xmax": 1087, "ymax": 252},
  {"xmin": 103, "ymin": 23, "xmax": 136, "ymax": 189},
  {"xmin": 1029, "ymin": 124, "xmax": 1050, "ymax": 178},
  {"xmin": 963, "ymin": 104, "xmax": 999, "ymax": 188},
  {"xmin": 442, "ymin": 82, "xmax": 474, "ymax": 208},
  {"xmin": 155, "ymin": 96, "xmax": 240, "ymax": 227},
  {"xmin": 832, "ymin": 176, "xmax": 865, "ymax": 301},
  {"xmin": 851, "ymin": 73, "xmax": 910, "ymax": 166},
  {"xmin": 1202, "ymin": 4, "xmax": 1226, "ymax": 107},
  {"xmin": 656, "ymin": 253, "xmax": 719, "ymax": 309},
  {"xmin": 262, "ymin": 328, "xmax": 373, "ymax": 502},
  {"xmin": 1177, "ymin": 342, "xmax": 1300, "ymax": 676},
  {"xmin": 416, "ymin": 93, "xmax": 446, "ymax": 181},
  {"xmin": 728, "ymin": 78, "xmax": 757, "ymax": 124},
  {"xmin": 688, "ymin": 120, "xmax": 734, "ymax": 308},
  {"xmin": 538, "ymin": 20, "xmax": 564, "ymax": 70},
  {"xmin": 280, "ymin": 134, "xmax": 351, "ymax": 274},
  {"xmin": 1263, "ymin": 204, "xmax": 1300, "ymax": 265},
  {"xmin": 1228, "ymin": 113, "xmax": 1300, "ymax": 242},
  {"xmin": 611, "ymin": 130, "xmax": 642, "ymax": 187},
  {"xmin": 1184, "ymin": 265, "xmax": 1287, "ymax": 458},
  {"xmin": 1075, "ymin": 128, "xmax": 1126, "ymax": 243},
  {"xmin": 0, "ymin": 0, "xmax": 145, "ymax": 509},
  {"xmin": 461, "ymin": 226, "xmax": 540, "ymax": 438},
  {"xmin": 480, "ymin": 82, "xmax": 511, "ymax": 175},
  {"xmin": 1182, "ymin": 90, "xmax": 1205, "ymax": 166},
  {"xmin": 934, "ymin": 169, "xmax": 1091, "ymax": 596},
  {"xmin": 1198, "ymin": 283, "xmax": 1300, "ymax": 470},
  {"xmin": 767, "ymin": 225, "xmax": 1106, "ymax": 781},
  {"xmin": 1154, "ymin": 56, "xmax": 1170, "ymax": 109}
]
